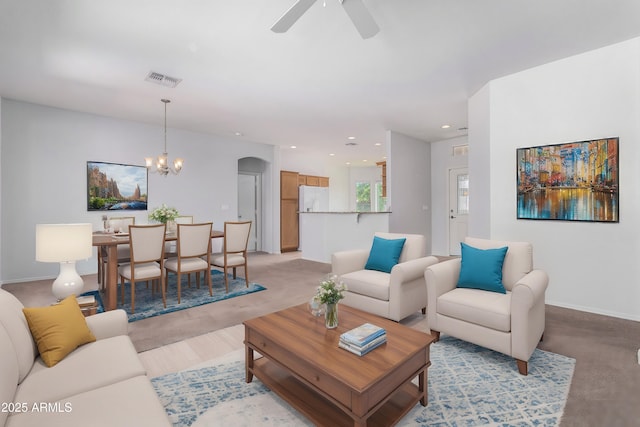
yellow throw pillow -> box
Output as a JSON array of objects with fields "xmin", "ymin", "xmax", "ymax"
[{"xmin": 22, "ymin": 295, "xmax": 96, "ymax": 367}]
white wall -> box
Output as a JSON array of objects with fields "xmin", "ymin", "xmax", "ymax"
[
  {"xmin": 468, "ymin": 37, "xmax": 640, "ymax": 321},
  {"xmin": 387, "ymin": 130, "xmax": 431, "ymax": 252},
  {"xmin": 0, "ymin": 99, "xmax": 277, "ymax": 283},
  {"xmin": 430, "ymin": 136, "xmax": 468, "ymax": 255},
  {"xmin": 468, "ymin": 84, "xmax": 492, "ymax": 239}
]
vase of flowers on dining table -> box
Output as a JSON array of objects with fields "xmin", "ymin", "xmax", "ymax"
[{"xmin": 149, "ymin": 204, "xmax": 179, "ymax": 233}]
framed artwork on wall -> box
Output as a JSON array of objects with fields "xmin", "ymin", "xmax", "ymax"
[
  {"xmin": 516, "ymin": 137, "xmax": 618, "ymax": 222},
  {"xmin": 87, "ymin": 161, "xmax": 148, "ymax": 211}
]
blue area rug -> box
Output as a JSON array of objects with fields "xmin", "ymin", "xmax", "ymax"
[
  {"xmin": 151, "ymin": 336, "xmax": 575, "ymax": 426},
  {"xmin": 82, "ymin": 270, "xmax": 266, "ymax": 322}
]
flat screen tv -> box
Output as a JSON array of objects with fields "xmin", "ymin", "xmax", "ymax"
[
  {"xmin": 87, "ymin": 161, "xmax": 148, "ymax": 211},
  {"xmin": 516, "ymin": 137, "xmax": 618, "ymax": 222}
]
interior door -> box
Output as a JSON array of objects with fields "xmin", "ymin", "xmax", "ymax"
[
  {"xmin": 448, "ymin": 168, "xmax": 469, "ymax": 256},
  {"xmin": 238, "ymin": 173, "xmax": 260, "ymax": 251}
]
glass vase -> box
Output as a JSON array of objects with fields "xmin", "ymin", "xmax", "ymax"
[{"xmin": 325, "ymin": 303, "xmax": 338, "ymax": 329}]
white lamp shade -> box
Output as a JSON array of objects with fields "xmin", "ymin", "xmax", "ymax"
[{"xmin": 36, "ymin": 223, "xmax": 93, "ymax": 262}]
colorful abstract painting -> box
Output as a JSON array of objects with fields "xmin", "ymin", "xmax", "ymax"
[{"xmin": 517, "ymin": 138, "xmax": 618, "ymax": 222}]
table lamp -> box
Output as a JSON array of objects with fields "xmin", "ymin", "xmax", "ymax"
[{"xmin": 35, "ymin": 223, "xmax": 93, "ymax": 300}]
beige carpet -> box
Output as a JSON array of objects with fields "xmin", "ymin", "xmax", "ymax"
[{"xmin": 4, "ymin": 251, "xmax": 640, "ymax": 426}]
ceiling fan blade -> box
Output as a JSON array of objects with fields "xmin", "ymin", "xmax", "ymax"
[
  {"xmin": 271, "ymin": 0, "xmax": 318, "ymax": 33},
  {"xmin": 340, "ymin": 0, "xmax": 379, "ymax": 39}
]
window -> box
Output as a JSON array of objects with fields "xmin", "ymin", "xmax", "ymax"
[
  {"xmin": 356, "ymin": 181, "xmax": 371, "ymax": 212},
  {"xmin": 375, "ymin": 181, "xmax": 386, "ymax": 211},
  {"xmin": 457, "ymin": 174, "xmax": 469, "ymax": 215}
]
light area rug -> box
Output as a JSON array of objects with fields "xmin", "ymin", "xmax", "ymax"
[
  {"xmin": 83, "ymin": 270, "xmax": 266, "ymax": 322},
  {"xmin": 151, "ymin": 336, "xmax": 575, "ymax": 426}
]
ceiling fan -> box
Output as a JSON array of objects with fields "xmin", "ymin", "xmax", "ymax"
[{"xmin": 271, "ymin": 0, "xmax": 380, "ymax": 39}]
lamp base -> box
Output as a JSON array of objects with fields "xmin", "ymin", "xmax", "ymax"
[{"xmin": 52, "ymin": 261, "xmax": 84, "ymax": 301}]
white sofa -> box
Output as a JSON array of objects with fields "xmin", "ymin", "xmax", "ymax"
[
  {"xmin": 0, "ymin": 289, "xmax": 171, "ymax": 427},
  {"xmin": 332, "ymin": 232, "xmax": 439, "ymax": 322}
]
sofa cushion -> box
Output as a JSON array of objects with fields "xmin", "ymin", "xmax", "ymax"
[
  {"xmin": 6, "ymin": 376, "xmax": 171, "ymax": 427},
  {"xmin": 22, "ymin": 295, "xmax": 96, "ymax": 367},
  {"xmin": 0, "ymin": 290, "xmax": 37, "ymax": 383},
  {"xmin": 13, "ymin": 335, "xmax": 146, "ymax": 406},
  {"xmin": 438, "ymin": 288, "xmax": 512, "ymax": 332},
  {"xmin": 341, "ymin": 269, "xmax": 391, "ymax": 301},
  {"xmin": 0, "ymin": 324, "xmax": 19, "ymax": 427},
  {"xmin": 457, "ymin": 242, "xmax": 508, "ymax": 294},
  {"xmin": 364, "ymin": 236, "xmax": 406, "ymax": 273}
]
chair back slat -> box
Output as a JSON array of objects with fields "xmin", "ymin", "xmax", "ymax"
[
  {"xmin": 129, "ymin": 224, "xmax": 166, "ymax": 263},
  {"xmin": 109, "ymin": 216, "xmax": 135, "ymax": 233},
  {"xmin": 223, "ymin": 221, "xmax": 252, "ymax": 253},
  {"xmin": 177, "ymin": 223, "xmax": 212, "ymax": 258},
  {"xmin": 175, "ymin": 216, "xmax": 194, "ymax": 224}
]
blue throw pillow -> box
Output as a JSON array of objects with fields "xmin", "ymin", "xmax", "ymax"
[
  {"xmin": 364, "ymin": 236, "xmax": 406, "ymax": 273},
  {"xmin": 457, "ymin": 242, "xmax": 508, "ymax": 293}
]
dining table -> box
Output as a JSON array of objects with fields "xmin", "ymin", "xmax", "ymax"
[{"xmin": 92, "ymin": 229, "xmax": 224, "ymax": 311}]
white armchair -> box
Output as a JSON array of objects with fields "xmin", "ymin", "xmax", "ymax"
[
  {"xmin": 425, "ymin": 237, "xmax": 548, "ymax": 375},
  {"xmin": 332, "ymin": 232, "xmax": 439, "ymax": 322}
]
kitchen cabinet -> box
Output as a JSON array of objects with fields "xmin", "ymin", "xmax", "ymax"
[{"xmin": 280, "ymin": 171, "xmax": 299, "ymax": 252}]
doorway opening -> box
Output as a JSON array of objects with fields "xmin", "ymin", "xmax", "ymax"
[{"xmin": 238, "ymin": 157, "xmax": 267, "ymax": 252}]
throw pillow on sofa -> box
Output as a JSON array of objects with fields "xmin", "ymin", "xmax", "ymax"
[
  {"xmin": 364, "ymin": 236, "xmax": 406, "ymax": 273},
  {"xmin": 457, "ymin": 242, "xmax": 508, "ymax": 293},
  {"xmin": 22, "ymin": 294, "xmax": 96, "ymax": 367}
]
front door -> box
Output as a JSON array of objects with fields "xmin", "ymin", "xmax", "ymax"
[{"xmin": 448, "ymin": 168, "xmax": 469, "ymax": 256}]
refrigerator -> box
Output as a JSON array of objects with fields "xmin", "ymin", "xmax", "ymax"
[{"xmin": 299, "ymin": 185, "xmax": 330, "ymax": 212}]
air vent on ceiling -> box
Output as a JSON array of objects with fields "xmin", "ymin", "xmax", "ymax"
[
  {"xmin": 453, "ymin": 144, "xmax": 469, "ymax": 157},
  {"xmin": 345, "ymin": 142, "xmax": 358, "ymax": 146},
  {"xmin": 145, "ymin": 71, "xmax": 182, "ymax": 88}
]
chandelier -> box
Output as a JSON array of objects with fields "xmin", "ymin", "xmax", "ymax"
[{"xmin": 145, "ymin": 99, "xmax": 184, "ymax": 176}]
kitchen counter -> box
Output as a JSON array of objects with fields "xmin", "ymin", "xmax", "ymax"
[
  {"xmin": 299, "ymin": 212, "xmax": 391, "ymax": 263},
  {"xmin": 299, "ymin": 211, "xmax": 392, "ymax": 214}
]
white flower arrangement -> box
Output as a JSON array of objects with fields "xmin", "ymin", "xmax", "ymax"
[
  {"xmin": 314, "ymin": 275, "xmax": 347, "ymax": 305},
  {"xmin": 148, "ymin": 204, "xmax": 179, "ymax": 224}
]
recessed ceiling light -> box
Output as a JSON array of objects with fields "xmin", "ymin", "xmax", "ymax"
[
  {"xmin": 290, "ymin": 145, "xmax": 297, "ymax": 149},
  {"xmin": 235, "ymin": 132, "xmax": 243, "ymax": 136},
  {"xmin": 346, "ymin": 162, "xmax": 351, "ymax": 165},
  {"xmin": 441, "ymin": 124, "xmax": 451, "ymax": 129},
  {"xmin": 329, "ymin": 153, "xmax": 335, "ymax": 156},
  {"xmin": 363, "ymin": 159, "xmax": 368, "ymax": 162},
  {"xmin": 347, "ymin": 136, "xmax": 356, "ymax": 140},
  {"xmin": 375, "ymin": 142, "xmax": 381, "ymax": 146}
]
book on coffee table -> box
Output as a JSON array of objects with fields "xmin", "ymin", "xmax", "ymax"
[
  {"xmin": 340, "ymin": 323, "xmax": 386, "ymax": 346},
  {"xmin": 339, "ymin": 334, "xmax": 387, "ymax": 356}
]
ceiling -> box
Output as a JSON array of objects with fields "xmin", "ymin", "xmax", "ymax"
[{"xmin": 2, "ymin": 1, "xmax": 640, "ymax": 166}]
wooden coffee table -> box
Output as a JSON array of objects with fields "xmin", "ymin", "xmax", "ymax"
[{"xmin": 244, "ymin": 303, "xmax": 435, "ymax": 427}]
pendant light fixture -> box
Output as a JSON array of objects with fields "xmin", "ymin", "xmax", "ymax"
[{"xmin": 145, "ymin": 99, "xmax": 184, "ymax": 176}]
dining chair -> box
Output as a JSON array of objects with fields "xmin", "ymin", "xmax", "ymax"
[
  {"xmin": 98, "ymin": 216, "xmax": 135, "ymax": 288},
  {"xmin": 117, "ymin": 224, "xmax": 166, "ymax": 314},
  {"xmin": 165, "ymin": 215, "xmax": 195, "ymax": 257},
  {"xmin": 164, "ymin": 222, "xmax": 213, "ymax": 304},
  {"xmin": 210, "ymin": 221, "xmax": 252, "ymax": 293},
  {"xmin": 164, "ymin": 222, "xmax": 213, "ymax": 303}
]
